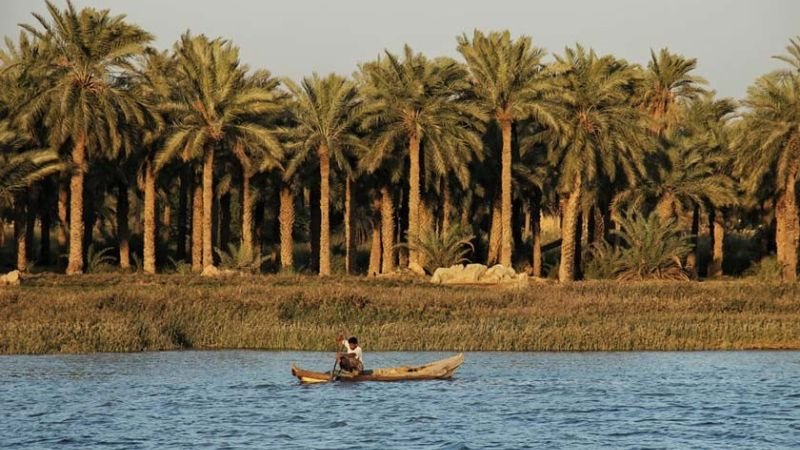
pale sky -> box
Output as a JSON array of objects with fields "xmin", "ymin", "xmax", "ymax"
[{"xmin": 1, "ymin": 0, "xmax": 797, "ymax": 100}]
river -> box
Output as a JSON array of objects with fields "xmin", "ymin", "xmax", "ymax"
[{"xmin": 1, "ymin": 351, "xmax": 799, "ymax": 449}]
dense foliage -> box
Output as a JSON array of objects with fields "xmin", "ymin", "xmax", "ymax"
[{"xmin": 1, "ymin": 1, "xmax": 799, "ymax": 283}]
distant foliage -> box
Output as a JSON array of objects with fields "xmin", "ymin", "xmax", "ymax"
[
  {"xmin": 400, "ymin": 225, "xmax": 475, "ymax": 274},
  {"xmin": 586, "ymin": 211, "xmax": 692, "ymax": 281}
]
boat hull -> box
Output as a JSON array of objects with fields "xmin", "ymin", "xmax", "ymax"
[{"xmin": 291, "ymin": 353, "xmax": 464, "ymax": 383}]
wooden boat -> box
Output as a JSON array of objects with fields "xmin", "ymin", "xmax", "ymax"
[{"xmin": 291, "ymin": 353, "xmax": 465, "ymax": 384}]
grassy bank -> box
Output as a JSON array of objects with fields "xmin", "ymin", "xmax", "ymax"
[{"xmin": 1, "ymin": 274, "xmax": 799, "ymax": 354}]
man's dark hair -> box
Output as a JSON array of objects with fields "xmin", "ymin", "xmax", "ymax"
[{"xmin": 348, "ymin": 336, "xmax": 358, "ymax": 345}]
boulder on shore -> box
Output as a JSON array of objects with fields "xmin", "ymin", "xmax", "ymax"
[
  {"xmin": 0, "ymin": 270, "xmax": 21, "ymax": 286},
  {"xmin": 430, "ymin": 264, "xmax": 527, "ymax": 286}
]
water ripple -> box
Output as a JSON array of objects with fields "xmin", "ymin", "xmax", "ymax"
[{"xmin": 1, "ymin": 351, "xmax": 799, "ymax": 449}]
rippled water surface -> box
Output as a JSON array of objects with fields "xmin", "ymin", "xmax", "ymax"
[{"xmin": 1, "ymin": 351, "xmax": 799, "ymax": 449}]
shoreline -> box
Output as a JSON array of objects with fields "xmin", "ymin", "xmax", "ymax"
[{"xmin": 1, "ymin": 274, "xmax": 799, "ymax": 355}]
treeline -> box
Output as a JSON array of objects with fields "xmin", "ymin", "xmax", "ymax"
[{"xmin": 1, "ymin": 1, "xmax": 799, "ymax": 281}]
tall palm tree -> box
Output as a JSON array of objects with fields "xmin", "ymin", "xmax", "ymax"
[
  {"xmin": 130, "ymin": 48, "xmax": 170, "ymax": 273},
  {"xmin": 734, "ymin": 49, "xmax": 800, "ymax": 281},
  {"xmin": 158, "ymin": 32, "xmax": 279, "ymax": 270},
  {"xmin": 0, "ymin": 31, "xmax": 56, "ymax": 271},
  {"xmin": 540, "ymin": 45, "xmax": 648, "ymax": 281},
  {"xmin": 359, "ymin": 46, "xmax": 485, "ymax": 269},
  {"xmin": 457, "ymin": 30, "xmax": 559, "ymax": 268},
  {"xmin": 20, "ymin": 0, "xmax": 152, "ymax": 274},
  {"xmin": 229, "ymin": 71, "xmax": 285, "ymax": 262},
  {"xmin": 283, "ymin": 74, "xmax": 363, "ymax": 276},
  {"xmin": 639, "ymin": 48, "xmax": 707, "ymax": 136}
]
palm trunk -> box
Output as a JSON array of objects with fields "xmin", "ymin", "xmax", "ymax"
[
  {"xmin": 162, "ymin": 201, "xmax": 171, "ymax": 242},
  {"xmin": 177, "ymin": 169, "xmax": 189, "ymax": 261},
  {"xmin": 500, "ymin": 118, "xmax": 513, "ymax": 267},
  {"xmin": 708, "ymin": 209, "xmax": 724, "ymax": 278},
  {"xmin": 241, "ymin": 172, "xmax": 254, "ymax": 263},
  {"xmin": 776, "ymin": 170, "xmax": 798, "ymax": 281},
  {"xmin": 14, "ymin": 192, "xmax": 27, "ymax": 272},
  {"xmin": 408, "ymin": 133, "xmax": 421, "ymax": 266},
  {"xmin": 279, "ymin": 186, "xmax": 294, "ymax": 271},
  {"xmin": 380, "ymin": 186, "xmax": 395, "ymax": 274},
  {"xmin": 117, "ymin": 181, "xmax": 130, "ymax": 270},
  {"xmin": 82, "ymin": 180, "xmax": 95, "ymax": 264},
  {"xmin": 191, "ymin": 177, "xmax": 203, "ymax": 272},
  {"xmin": 559, "ymin": 174, "xmax": 583, "ymax": 282},
  {"xmin": 202, "ymin": 147, "xmax": 215, "ymax": 268},
  {"xmin": 0, "ymin": 218, "xmax": 5, "ymax": 249},
  {"xmin": 66, "ymin": 135, "xmax": 86, "ymax": 275},
  {"xmin": 523, "ymin": 203, "xmax": 531, "ymax": 241},
  {"xmin": 143, "ymin": 160, "xmax": 157, "ymax": 274},
  {"xmin": 368, "ymin": 215, "xmax": 382, "ymax": 277},
  {"xmin": 531, "ymin": 195, "xmax": 542, "ymax": 277},
  {"xmin": 344, "ymin": 177, "xmax": 355, "ymax": 274},
  {"xmin": 309, "ymin": 186, "xmax": 321, "ymax": 272},
  {"xmin": 56, "ymin": 180, "xmax": 68, "ymax": 261},
  {"xmin": 318, "ymin": 145, "xmax": 331, "ymax": 276},
  {"xmin": 487, "ymin": 194, "xmax": 501, "ymax": 265},
  {"xmin": 686, "ymin": 204, "xmax": 700, "ymax": 277}
]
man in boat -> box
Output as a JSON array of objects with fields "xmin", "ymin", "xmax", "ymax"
[{"xmin": 336, "ymin": 334, "xmax": 364, "ymax": 375}]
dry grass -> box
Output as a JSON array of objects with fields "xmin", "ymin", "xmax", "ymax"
[{"xmin": 1, "ymin": 274, "xmax": 799, "ymax": 354}]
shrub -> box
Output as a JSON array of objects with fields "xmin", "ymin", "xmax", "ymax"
[
  {"xmin": 586, "ymin": 211, "xmax": 692, "ymax": 281},
  {"xmin": 400, "ymin": 224, "xmax": 474, "ymax": 274}
]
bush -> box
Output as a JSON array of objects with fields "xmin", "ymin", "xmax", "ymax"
[
  {"xmin": 586, "ymin": 211, "xmax": 692, "ymax": 281},
  {"xmin": 400, "ymin": 225, "xmax": 474, "ymax": 274}
]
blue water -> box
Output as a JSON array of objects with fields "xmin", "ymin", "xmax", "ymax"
[{"xmin": 1, "ymin": 351, "xmax": 799, "ymax": 449}]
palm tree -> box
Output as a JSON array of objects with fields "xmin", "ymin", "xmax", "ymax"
[
  {"xmin": 283, "ymin": 74, "xmax": 363, "ymax": 276},
  {"xmin": 229, "ymin": 71, "xmax": 285, "ymax": 263},
  {"xmin": 130, "ymin": 48, "xmax": 170, "ymax": 273},
  {"xmin": 639, "ymin": 48, "xmax": 707, "ymax": 136},
  {"xmin": 359, "ymin": 46, "xmax": 485, "ymax": 270},
  {"xmin": 457, "ymin": 30, "xmax": 561, "ymax": 268},
  {"xmin": 734, "ymin": 49, "xmax": 800, "ymax": 281},
  {"xmin": 158, "ymin": 32, "xmax": 280, "ymax": 270},
  {"xmin": 20, "ymin": 1, "xmax": 152, "ymax": 274},
  {"xmin": 540, "ymin": 45, "xmax": 648, "ymax": 281},
  {"xmin": 0, "ymin": 31, "xmax": 56, "ymax": 271}
]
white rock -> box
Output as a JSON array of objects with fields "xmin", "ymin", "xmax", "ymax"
[{"xmin": 0, "ymin": 270, "xmax": 21, "ymax": 286}]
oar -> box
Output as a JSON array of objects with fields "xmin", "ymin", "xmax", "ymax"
[{"xmin": 329, "ymin": 351, "xmax": 339, "ymax": 381}]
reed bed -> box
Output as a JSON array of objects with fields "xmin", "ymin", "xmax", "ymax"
[{"xmin": 1, "ymin": 274, "xmax": 799, "ymax": 354}]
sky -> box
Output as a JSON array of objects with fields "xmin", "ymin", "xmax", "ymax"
[{"xmin": 1, "ymin": 0, "xmax": 797, "ymax": 100}]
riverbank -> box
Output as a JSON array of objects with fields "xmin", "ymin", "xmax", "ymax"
[{"xmin": 1, "ymin": 274, "xmax": 798, "ymax": 354}]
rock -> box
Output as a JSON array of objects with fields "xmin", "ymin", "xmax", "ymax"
[
  {"xmin": 430, "ymin": 263, "xmax": 487, "ymax": 284},
  {"xmin": 484, "ymin": 264, "xmax": 516, "ymax": 281},
  {"xmin": 429, "ymin": 263, "xmax": 527, "ymax": 285},
  {"xmin": 462, "ymin": 264, "xmax": 488, "ymax": 282},
  {"xmin": 0, "ymin": 270, "xmax": 21, "ymax": 286}
]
